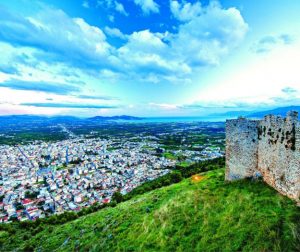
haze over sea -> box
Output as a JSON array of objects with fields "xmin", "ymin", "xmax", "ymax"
[{"xmin": 123, "ymin": 116, "xmax": 229, "ymax": 123}]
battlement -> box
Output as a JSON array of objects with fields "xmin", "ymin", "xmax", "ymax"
[
  {"xmin": 287, "ymin": 111, "xmax": 299, "ymax": 121},
  {"xmin": 226, "ymin": 111, "xmax": 300, "ymax": 201}
]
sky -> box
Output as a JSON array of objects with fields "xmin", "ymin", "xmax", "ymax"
[{"xmin": 0, "ymin": 0, "xmax": 300, "ymax": 117}]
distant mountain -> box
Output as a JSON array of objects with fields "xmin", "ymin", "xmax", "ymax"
[
  {"xmin": 0, "ymin": 115, "xmax": 143, "ymax": 125},
  {"xmin": 87, "ymin": 115, "xmax": 143, "ymax": 121},
  {"xmin": 210, "ymin": 110, "xmax": 254, "ymax": 118},
  {"xmin": 0, "ymin": 115, "xmax": 80, "ymax": 123},
  {"xmin": 209, "ymin": 106, "xmax": 300, "ymax": 120},
  {"xmin": 247, "ymin": 106, "xmax": 300, "ymax": 118},
  {"xmin": 0, "ymin": 115, "xmax": 46, "ymax": 121}
]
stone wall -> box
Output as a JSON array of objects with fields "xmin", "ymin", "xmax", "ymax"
[
  {"xmin": 225, "ymin": 118, "xmax": 259, "ymax": 181},
  {"xmin": 226, "ymin": 111, "xmax": 300, "ymax": 201}
]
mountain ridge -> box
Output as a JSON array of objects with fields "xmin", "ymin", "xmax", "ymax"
[
  {"xmin": 246, "ymin": 106, "xmax": 300, "ymax": 118},
  {"xmin": 211, "ymin": 105, "xmax": 300, "ymax": 119},
  {"xmin": 0, "ymin": 114, "xmax": 143, "ymax": 123},
  {"xmin": 0, "ymin": 105, "xmax": 299, "ymax": 123}
]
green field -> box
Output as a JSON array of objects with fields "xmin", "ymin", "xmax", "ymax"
[{"xmin": 1, "ymin": 168, "xmax": 299, "ymax": 252}]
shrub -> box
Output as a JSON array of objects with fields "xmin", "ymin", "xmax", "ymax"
[
  {"xmin": 170, "ymin": 171, "xmax": 183, "ymax": 183},
  {"xmin": 112, "ymin": 191, "xmax": 124, "ymax": 203}
]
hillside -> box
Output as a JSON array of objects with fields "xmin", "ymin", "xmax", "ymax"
[{"xmin": 0, "ymin": 169, "xmax": 299, "ymax": 252}]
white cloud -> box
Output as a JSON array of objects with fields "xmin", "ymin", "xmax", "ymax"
[
  {"xmin": 104, "ymin": 26, "xmax": 127, "ymax": 39},
  {"xmin": 82, "ymin": 1, "xmax": 90, "ymax": 8},
  {"xmin": 170, "ymin": 0, "xmax": 202, "ymax": 21},
  {"xmin": 97, "ymin": 0, "xmax": 113, "ymax": 8},
  {"xmin": 0, "ymin": 102, "xmax": 69, "ymax": 116},
  {"xmin": 171, "ymin": 2, "xmax": 248, "ymax": 66},
  {"xmin": 134, "ymin": 0, "xmax": 160, "ymax": 15},
  {"xmin": 149, "ymin": 102, "xmax": 179, "ymax": 110},
  {"xmin": 122, "ymin": 30, "xmax": 167, "ymax": 53},
  {"xmin": 251, "ymin": 34, "xmax": 294, "ymax": 54},
  {"xmin": 73, "ymin": 17, "xmax": 110, "ymax": 56},
  {"xmin": 115, "ymin": 2, "xmax": 248, "ymax": 82},
  {"xmin": 108, "ymin": 15, "xmax": 115, "ymax": 22},
  {"xmin": 0, "ymin": 2, "xmax": 248, "ymax": 86},
  {"xmin": 0, "ymin": 7, "xmax": 115, "ymax": 70},
  {"xmin": 185, "ymin": 89, "xmax": 300, "ymax": 111},
  {"xmin": 114, "ymin": 1, "xmax": 129, "ymax": 16},
  {"xmin": 117, "ymin": 30, "xmax": 191, "ymax": 80},
  {"xmin": 192, "ymin": 41, "xmax": 300, "ymax": 109},
  {"xmin": 96, "ymin": 0, "xmax": 128, "ymax": 16}
]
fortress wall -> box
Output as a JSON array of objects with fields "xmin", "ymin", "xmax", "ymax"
[
  {"xmin": 296, "ymin": 121, "xmax": 300, "ymax": 151},
  {"xmin": 287, "ymin": 119, "xmax": 300, "ymax": 199},
  {"xmin": 294, "ymin": 122, "xmax": 300, "ymax": 199},
  {"xmin": 257, "ymin": 112, "xmax": 300, "ymax": 199},
  {"xmin": 225, "ymin": 118, "xmax": 259, "ymax": 181},
  {"xmin": 226, "ymin": 111, "xmax": 300, "ymax": 201},
  {"xmin": 257, "ymin": 115, "xmax": 290, "ymax": 195}
]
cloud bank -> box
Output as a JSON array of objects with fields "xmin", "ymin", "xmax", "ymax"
[
  {"xmin": 0, "ymin": 79, "xmax": 80, "ymax": 95},
  {"xmin": 0, "ymin": 2, "xmax": 248, "ymax": 86},
  {"xmin": 20, "ymin": 102, "xmax": 119, "ymax": 109}
]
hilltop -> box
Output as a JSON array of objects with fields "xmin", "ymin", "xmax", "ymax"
[{"xmin": 0, "ymin": 168, "xmax": 299, "ymax": 251}]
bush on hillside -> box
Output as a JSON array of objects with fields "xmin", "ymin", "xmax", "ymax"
[{"xmin": 112, "ymin": 191, "xmax": 124, "ymax": 203}]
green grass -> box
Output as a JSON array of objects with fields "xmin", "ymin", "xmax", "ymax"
[
  {"xmin": 1, "ymin": 169, "xmax": 299, "ymax": 252},
  {"xmin": 163, "ymin": 152, "xmax": 177, "ymax": 160}
]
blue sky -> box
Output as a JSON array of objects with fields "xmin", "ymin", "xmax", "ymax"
[{"xmin": 0, "ymin": 0, "xmax": 300, "ymax": 117}]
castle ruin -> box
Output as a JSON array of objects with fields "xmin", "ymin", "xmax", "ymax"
[{"xmin": 226, "ymin": 111, "xmax": 300, "ymax": 201}]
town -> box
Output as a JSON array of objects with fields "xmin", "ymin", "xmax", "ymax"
[{"xmin": 0, "ymin": 122, "xmax": 225, "ymax": 223}]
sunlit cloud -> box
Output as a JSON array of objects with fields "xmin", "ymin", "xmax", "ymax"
[
  {"xmin": 0, "ymin": 79, "xmax": 80, "ymax": 95},
  {"xmin": 76, "ymin": 94, "xmax": 119, "ymax": 101},
  {"xmin": 149, "ymin": 102, "xmax": 179, "ymax": 110},
  {"xmin": 20, "ymin": 102, "xmax": 119, "ymax": 109}
]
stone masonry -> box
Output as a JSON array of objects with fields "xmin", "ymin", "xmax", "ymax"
[{"xmin": 226, "ymin": 111, "xmax": 300, "ymax": 201}]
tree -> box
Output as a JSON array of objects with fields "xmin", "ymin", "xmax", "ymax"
[
  {"xmin": 111, "ymin": 191, "xmax": 124, "ymax": 203},
  {"xmin": 25, "ymin": 191, "xmax": 38, "ymax": 199},
  {"xmin": 16, "ymin": 204, "xmax": 25, "ymax": 210},
  {"xmin": 170, "ymin": 171, "xmax": 183, "ymax": 183},
  {"xmin": 9, "ymin": 216, "xmax": 19, "ymax": 222}
]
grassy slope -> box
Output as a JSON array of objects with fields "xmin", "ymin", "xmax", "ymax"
[{"xmin": 2, "ymin": 169, "xmax": 300, "ymax": 252}]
